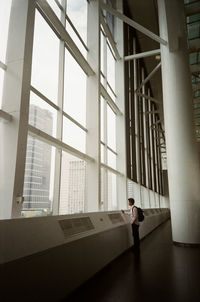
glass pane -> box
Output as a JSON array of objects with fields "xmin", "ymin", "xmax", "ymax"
[
  {"xmin": 106, "ymin": 0, "xmax": 115, "ymax": 36},
  {"xmin": 187, "ymin": 13, "xmax": 200, "ymax": 24},
  {"xmin": 29, "ymin": 91, "xmax": 57, "ymax": 137},
  {"xmin": 101, "ymin": 31, "xmax": 105, "ymax": 73},
  {"xmin": 63, "ymin": 116, "xmax": 86, "ymax": 153},
  {"xmin": 107, "ymin": 85, "xmax": 116, "ymax": 102},
  {"xmin": 66, "ymin": 20, "xmax": 87, "ymax": 58},
  {"xmin": 64, "ymin": 49, "xmax": 86, "ymax": 126},
  {"xmin": 107, "ymin": 171, "xmax": 117, "ymax": 210},
  {"xmin": 22, "ymin": 137, "xmax": 55, "ymax": 217},
  {"xmin": 107, "ymin": 104, "xmax": 116, "ymax": 151},
  {"xmin": 101, "ymin": 144, "xmax": 105, "ymax": 163},
  {"xmin": 188, "ymin": 22, "xmax": 200, "ymax": 40},
  {"xmin": 59, "ymin": 151, "xmax": 86, "ymax": 214},
  {"xmin": 101, "ymin": 96, "xmax": 105, "ymax": 142},
  {"xmin": 0, "ymin": 69, "xmax": 4, "ymax": 108},
  {"xmin": 190, "ymin": 53, "xmax": 197, "ymax": 65},
  {"xmin": 31, "ymin": 10, "xmax": 59, "ymax": 104},
  {"xmin": 100, "ymin": 167, "xmax": 106, "ymax": 211},
  {"xmin": 107, "ymin": 43, "xmax": 115, "ymax": 91},
  {"xmin": 46, "ymin": 0, "xmax": 61, "ymax": 19},
  {"xmin": 185, "ymin": 0, "xmax": 198, "ymax": 4},
  {"xmin": 66, "ymin": 0, "xmax": 87, "ymax": 44},
  {"xmin": 107, "ymin": 149, "xmax": 116, "ymax": 169},
  {"xmin": 100, "ymin": 73, "xmax": 105, "ymax": 85},
  {"xmin": 0, "ymin": 0, "xmax": 12, "ymax": 62}
]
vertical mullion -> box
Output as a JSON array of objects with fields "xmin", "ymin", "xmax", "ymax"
[
  {"xmin": 103, "ymin": 31, "xmax": 108, "ymax": 211},
  {"xmin": 85, "ymin": 0, "xmax": 100, "ymax": 212},
  {"xmin": 138, "ymin": 64, "xmax": 144, "ymax": 186},
  {"xmin": 124, "ymin": 24, "xmax": 131, "ymax": 180},
  {"xmin": 146, "ymin": 94, "xmax": 152, "ymax": 208},
  {"xmin": 155, "ymin": 114, "xmax": 159, "ymax": 194},
  {"xmin": 128, "ymin": 31, "xmax": 133, "ymax": 180},
  {"xmin": 142, "ymin": 68, "xmax": 148, "ymax": 188},
  {"xmin": 152, "ymin": 104, "xmax": 157, "ymax": 193},
  {"xmin": 148, "ymin": 89, "xmax": 154, "ymax": 193},
  {"xmin": 1, "ymin": 0, "xmax": 36, "ymax": 218},
  {"xmin": 130, "ymin": 32, "xmax": 136, "ymax": 182},
  {"xmin": 115, "ymin": 0, "xmax": 126, "ymax": 210},
  {"xmin": 52, "ymin": 0, "xmax": 66, "ymax": 215},
  {"xmin": 134, "ymin": 38, "xmax": 140, "ymax": 185},
  {"xmin": 151, "ymin": 103, "xmax": 156, "ymax": 192},
  {"xmin": 156, "ymin": 119, "xmax": 161, "ymax": 196},
  {"xmin": 157, "ymin": 125, "xmax": 163, "ymax": 196}
]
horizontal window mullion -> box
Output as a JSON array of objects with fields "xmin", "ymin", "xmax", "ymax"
[
  {"xmin": 54, "ymin": 0, "xmax": 64, "ymax": 11},
  {"xmin": 100, "ymin": 14, "xmax": 120, "ymax": 60},
  {"xmin": 28, "ymin": 124, "xmax": 94, "ymax": 163},
  {"xmin": 30, "ymin": 86, "xmax": 60, "ymax": 110},
  {"xmin": 100, "ymin": 84, "xmax": 122, "ymax": 115},
  {"xmin": 36, "ymin": 0, "xmax": 94, "ymax": 76},
  {"xmin": 62, "ymin": 111, "xmax": 88, "ymax": 132},
  {"xmin": 0, "ymin": 61, "xmax": 7, "ymax": 70},
  {"xmin": 65, "ymin": 13, "xmax": 88, "ymax": 52},
  {"xmin": 100, "ymin": 141, "xmax": 117, "ymax": 155},
  {"xmin": 101, "ymin": 163, "xmax": 123, "ymax": 176}
]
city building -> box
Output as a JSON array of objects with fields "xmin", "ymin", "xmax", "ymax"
[
  {"xmin": 60, "ymin": 153, "xmax": 86, "ymax": 214},
  {"xmin": 22, "ymin": 104, "xmax": 53, "ymax": 216}
]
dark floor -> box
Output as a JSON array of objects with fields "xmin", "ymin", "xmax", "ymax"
[{"xmin": 64, "ymin": 220, "xmax": 200, "ymax": 302}]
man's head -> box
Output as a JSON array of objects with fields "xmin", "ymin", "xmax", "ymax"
[{"xmin": 128, "ymin": 198, "xmax": 135, "ymax": 207}]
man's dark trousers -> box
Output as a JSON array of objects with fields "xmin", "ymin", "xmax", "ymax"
[{"xmin": 132, "ymin": 223, "xmax": 140, "ymax": 248}]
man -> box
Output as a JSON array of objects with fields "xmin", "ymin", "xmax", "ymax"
[{"xmin": 122, "ymin": 198, "xmax": 140, "ymax": 250}]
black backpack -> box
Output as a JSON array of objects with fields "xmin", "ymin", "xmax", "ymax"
[{"xmin": 136, "ymin": 207, "xmax": 144, "ymax": 222}]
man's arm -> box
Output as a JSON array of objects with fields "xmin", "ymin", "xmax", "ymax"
[{"xmin": 121, "ymin": 209, "xmax": 131, "ymax": 216}]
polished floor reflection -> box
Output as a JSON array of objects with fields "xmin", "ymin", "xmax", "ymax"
[{"xmin": 64, "ymin": 220, "xmax": 200, "ymax": 302}]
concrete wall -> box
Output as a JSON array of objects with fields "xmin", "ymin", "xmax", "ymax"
[{"xmin": 1, "ymin": 209, "xmax": 170, "ymax": 301}]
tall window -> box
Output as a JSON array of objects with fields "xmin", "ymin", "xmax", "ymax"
[
  {"xmin": 22, "ymin": 0, "xmax": 89, "ymax": 217},
  {"xmin": 0, "ymin": 0, "xmax": 12, "ymax": 108},
  {"xmin": 31, "ymin": 10, "xmax": 60, "ymax": 104}
]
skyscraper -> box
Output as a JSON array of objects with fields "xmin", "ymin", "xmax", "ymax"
[
  {"xmin": 22, "ymin": 104, "xmax": 53, "ymax": 216},
  {"xmin": 59, "ymin": 152, "xmax": 86, "ymax": 215}
]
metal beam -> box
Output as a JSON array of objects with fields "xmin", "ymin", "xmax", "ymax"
[
  {"xmin": 0, "ymin": 110, "xmax": 12, "ymax": 122},
  {"xmin": 151, "ymin": 126, "xmax": 165, "ymax": 133},
  {"xmin": 136, "ymin": 92, "xmax": 161, "ymax": 104},
  {"xmin": 124, "ymin": 49, "xmax": 161, "ymax": 61},
  {"xmin": 100, "ymin": 14, "xmax": 120, "ymax": 60},
  {"xmin": 101, "ymin": 2, "xmax": 167, "ymax": 46},
  {"xmin": 151, "ymin": 119, "xmax": 162, "ymax": 126},
  {"xmin": 145, "ymin": 110, "xmax": 160, "ymax": 114},
  {"xmin": 136, "ymin": 62, "xmax": 161, "ymax": 91},
  {"xmin": 0, "ymin": 61, "xmax": 7, "ymax": 70},
  {"xmin": 36, "ymin": 0, "xmax": 95, "ymax": 76}
]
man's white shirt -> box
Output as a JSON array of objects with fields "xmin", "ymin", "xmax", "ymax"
[{"xmin": 125, "ymin": 206, "xmax": 139, "ymax": 225}]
